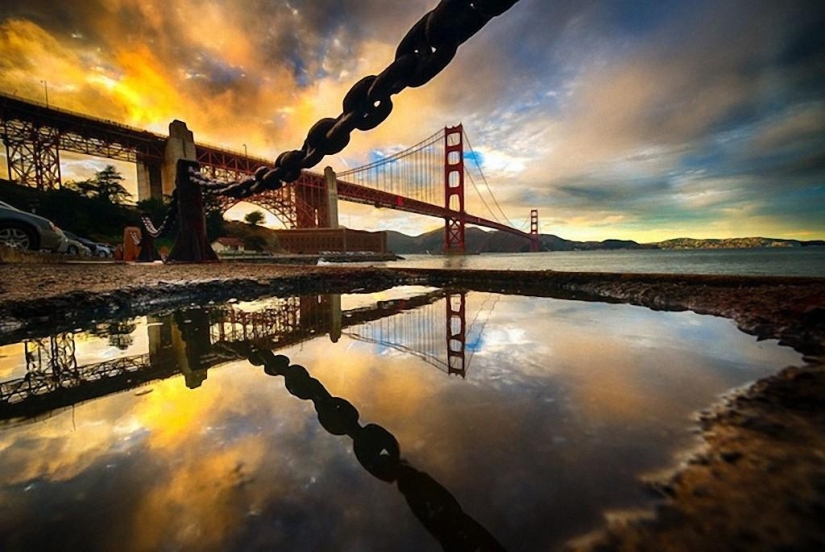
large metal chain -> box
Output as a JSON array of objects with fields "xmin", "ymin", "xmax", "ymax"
[
  {"xmin": 244, "ymin": 346, "xmax": 507, "ymax": 551},
  {"xmin": 208, "ymin": 0, "xmax": 521, "ymax": 200},
  {"xmin": 141, "ymin": 0, "xmax": 521, "ymax": 235},
  {"xmin": 140, "ymin": 190, "xmax": 178, "ymax": 238}
]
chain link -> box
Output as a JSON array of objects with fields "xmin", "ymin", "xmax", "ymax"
[{"xmin": 140, "ymin": 190, "xmax": 178, "ymax": 239}]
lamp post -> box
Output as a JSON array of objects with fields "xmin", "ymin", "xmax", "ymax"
[
  {"xmin": 41, "ymin": 80, "xmax": 49, "ymax": 108},
  {"xmin": 243, "ymin": 144, "xmax": 247, "ymax": 157}
]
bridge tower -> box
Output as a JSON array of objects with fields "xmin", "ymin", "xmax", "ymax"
[
  {"xmin": 446, "ymin": 292, "xmax": 467, "ymax": 376},
  {"xmin": 443, "ymin": 125, "xmax": 465, "ymax": 253},
  {"xmin": 530, "ymin": 209, "xmax": 540, "ymax": 252}
]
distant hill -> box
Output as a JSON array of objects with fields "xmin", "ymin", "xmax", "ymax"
[
  {"xmin": 387, "ymin": 228, "xmax": 824, "ymax": 254},
  {"xmin": 655, "ymin": 237, "xmax": 824, "ymax": 249}
]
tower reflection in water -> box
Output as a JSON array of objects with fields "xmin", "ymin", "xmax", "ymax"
[{"xmin": 1, "ymin": 289, "xmax": 503, "ymax": 551}]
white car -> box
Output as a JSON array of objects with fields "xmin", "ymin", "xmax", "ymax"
[
  {"xmin": 0, "ymin": 200, "xmax": 68, "ymax": 252},
  {"xmin": 94, "ymin": 243, "xmax": 115, "ymax": 257},
  {"xmin": 59, "ymin": 234, "xmax": 92, "ymax": 256}
]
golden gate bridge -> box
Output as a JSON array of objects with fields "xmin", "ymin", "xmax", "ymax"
[{"xmin": 0, "ymin": 92, "xmax": 538, "ymax": 253}]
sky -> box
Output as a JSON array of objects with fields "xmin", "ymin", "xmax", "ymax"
[{"xmin": 0, "ymin": 0, "xmax": 824, "ymax": 241}]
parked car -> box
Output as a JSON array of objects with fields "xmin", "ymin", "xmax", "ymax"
[
  {"xmin": 61, "ymin": 231, "xmax": 93, "ymax": 256},
  {"xmin": 94, "ymin": 243, "xmax": 115, "ymax": 257},
  {"xmin": 0, "ymin": 200, "xmax": 67, "ymax": 252},
  {"xmin": 63, "ymin": 232, "xmax": 102, "ymax": 256}
]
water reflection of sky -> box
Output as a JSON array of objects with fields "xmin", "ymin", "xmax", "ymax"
[{"xmin": 0, "ymin": 290, "xmax": 801, "ymax": 551}]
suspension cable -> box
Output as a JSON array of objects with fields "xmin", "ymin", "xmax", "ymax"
[
  {"xmin": 462, "ymin": 128, "xmax": 515, "ymax": 227},
  {"xmin": 338, "ymin": 128, "xmax": 444, "ymax": 177},
  {"xmin": 465, "ymin": 168, "xmax": 502, "ymax": 223}
]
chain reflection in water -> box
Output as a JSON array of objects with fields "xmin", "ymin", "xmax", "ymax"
[{"xmin": 241, "ymin": 346, "xmax": 506, "ymax": 552}]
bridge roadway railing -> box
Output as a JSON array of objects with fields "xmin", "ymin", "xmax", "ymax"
[{"xmin": 336, "ymin": 176, "xmax": 530, "ymax": 237}]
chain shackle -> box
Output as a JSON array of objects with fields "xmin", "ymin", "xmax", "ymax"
[
  {"xmin": 343, "ymin": 76, "xmax": 395, "ymax": 131},
  {"xmin": 396, "ymin": 15, "xmax": 460, "ymax": 88}
]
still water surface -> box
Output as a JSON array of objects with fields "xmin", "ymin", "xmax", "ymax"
[
  {"xmin": 0, "ymin": 287, "xmax": 802, "ymax": 551},
  {"xmin": 346, "ymin": 247, "xmax": 825, "ymax": 277}
]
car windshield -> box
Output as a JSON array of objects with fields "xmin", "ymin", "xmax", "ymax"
[{"xmin": 0, "ymin": 200, "xmax": 18, "ymax": 209}]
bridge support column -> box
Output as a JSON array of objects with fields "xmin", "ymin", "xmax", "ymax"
[
  {"xmin": 166, "ymin": 159, "xmax": 219, "ymax": 263},
  {"xmin": 329, "ymin": 293, "xmax": 342, "ymax": 343},
  {"xmin": 162, "ymin": 120, "xmax": 197, "ymax": 197},
  {"xmin": 325, "ymin": 167, "xmax": 340, "ymax": 228},
  {"xmin": 444, "ymin": 125, "xmax": 465, "ymax": 254},
  {"xmin": 137, "ymin": 159, "xmax": 163, "ymax": 201},
  {"xmin": 530, "ymin": 209, "xmax": 540, "ymax": 252},
  {"xmin": 446, "ymin": 292, "xmax": 467, "ymax": 377}
]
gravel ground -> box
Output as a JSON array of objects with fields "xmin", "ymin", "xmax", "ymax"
[{"xmin": 1, "ymin": 258, "xmax": 824, "ymax": 550}]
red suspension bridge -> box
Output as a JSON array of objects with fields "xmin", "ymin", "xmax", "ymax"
[{"xmin": 1, "ymin": 93, "xmax": 538, "ymax": 253}]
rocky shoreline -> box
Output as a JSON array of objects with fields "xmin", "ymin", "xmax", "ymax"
[{"xmin": 1, "ymin": 261, "xmax": 823, "ymax": 550}]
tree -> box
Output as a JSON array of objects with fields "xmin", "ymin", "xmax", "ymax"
[
  {"xmin": 67, "ymin": 165, "xmax": 132, "ymax": 204},
  {"xmin": 136, "ymin": 196, "xmax": 173, "ymax": 228},
  {"xmin": 243, "ymin": 234, "xmax": 268, "ymax": 252},
  {"xmin": 95, "ymin": 165, "xmax": 132, "ymax": 204},
  {"xmin": 204, "ymin": 194, "xmax": 226, "ymax": 241},
  {"xmin": 244, "ymin": 210, "xmax": 265, "ymax": 226}
]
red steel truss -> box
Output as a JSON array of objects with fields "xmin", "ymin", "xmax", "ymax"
[
  {"xmin": 215, "ymin": 171, "xmax": 331, "ymax": 229},
  {"xmin": 0, "ymin": 93, "xmax": 270, "ymax": 190}
]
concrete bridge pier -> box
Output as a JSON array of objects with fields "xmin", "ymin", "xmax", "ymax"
[
  {"xmin": 162, "ymin": 120, "xmax": 197, "ymax": 197},
  {"xmin": 136, "ymin": 160, "xmax": 163, "ymax": 200},
  {"xmin": 135, "ymin": 120, "xmax": 196, "ymax": 202},
  {"xmin": 325, "ymin": 166, "xmax": 340, "ymax": 228}
]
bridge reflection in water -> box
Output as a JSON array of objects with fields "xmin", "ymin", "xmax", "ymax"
[
  {"xmin": 1, "ymin": 289, "xmax": 480, "ymax": 423},
  {"xmin": 1, "ymin": 288, "xmax": 505, "ymax": 550}
]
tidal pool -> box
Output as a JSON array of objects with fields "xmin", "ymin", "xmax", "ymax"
[{"xmin": 0, "ymin": 287, "xmax": 802, "ymax": 551}]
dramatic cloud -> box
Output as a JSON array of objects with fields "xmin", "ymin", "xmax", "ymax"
[{"xmin": 1, "ymin": 0, "xmax": 823, "ymax": 240}]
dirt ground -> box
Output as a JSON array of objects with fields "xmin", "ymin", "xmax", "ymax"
[{"xmin": 1, "ymin": 258, "xmax": 824, "ymax": 550}]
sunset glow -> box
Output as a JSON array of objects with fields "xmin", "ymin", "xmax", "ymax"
[{"xmin": 1, "ymin": 0, "xmax": 823, "ymax": 241}]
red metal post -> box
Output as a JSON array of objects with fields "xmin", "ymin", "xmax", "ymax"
[
  {"xmin": 444, "ymin": 125, "xmax": 465, "ymax": 253},
  {"xmin": 446, "ymin": 292, "xmax": 466, "ymax": 377},
  {"xmin": 530, "ymin": 209, "xmax": 539, "ymax": 252},
  {"xmin": 166, "ymin": 160, "xmax": 219, "ymax": 263}
]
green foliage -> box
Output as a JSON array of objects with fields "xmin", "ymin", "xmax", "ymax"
[
  {"xmin": 67, "ymin": 165, "xmax": 132, "ymax": 204},
  {"xmin": 203, "ymin": 194, "xmax": 226, "ymax": 241},
  {"xmin": 243, "ymin": 234, "xmax": 268, "ymax": 252},
  {"xmin": 135, "ymin": 196, "xmax": 170, "ymax": 222},
  {"xmin": 244, "ymin": 210, "xmax": 265, "ymax": 226}
]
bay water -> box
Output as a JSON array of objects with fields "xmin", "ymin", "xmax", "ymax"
[
  {"xmin": 0, "ymin": 286, "xmax": 803, "ymax": 550},
  {"xmin": 347, "ymin": 247, "xmax": 825, "ymax": 277}
]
